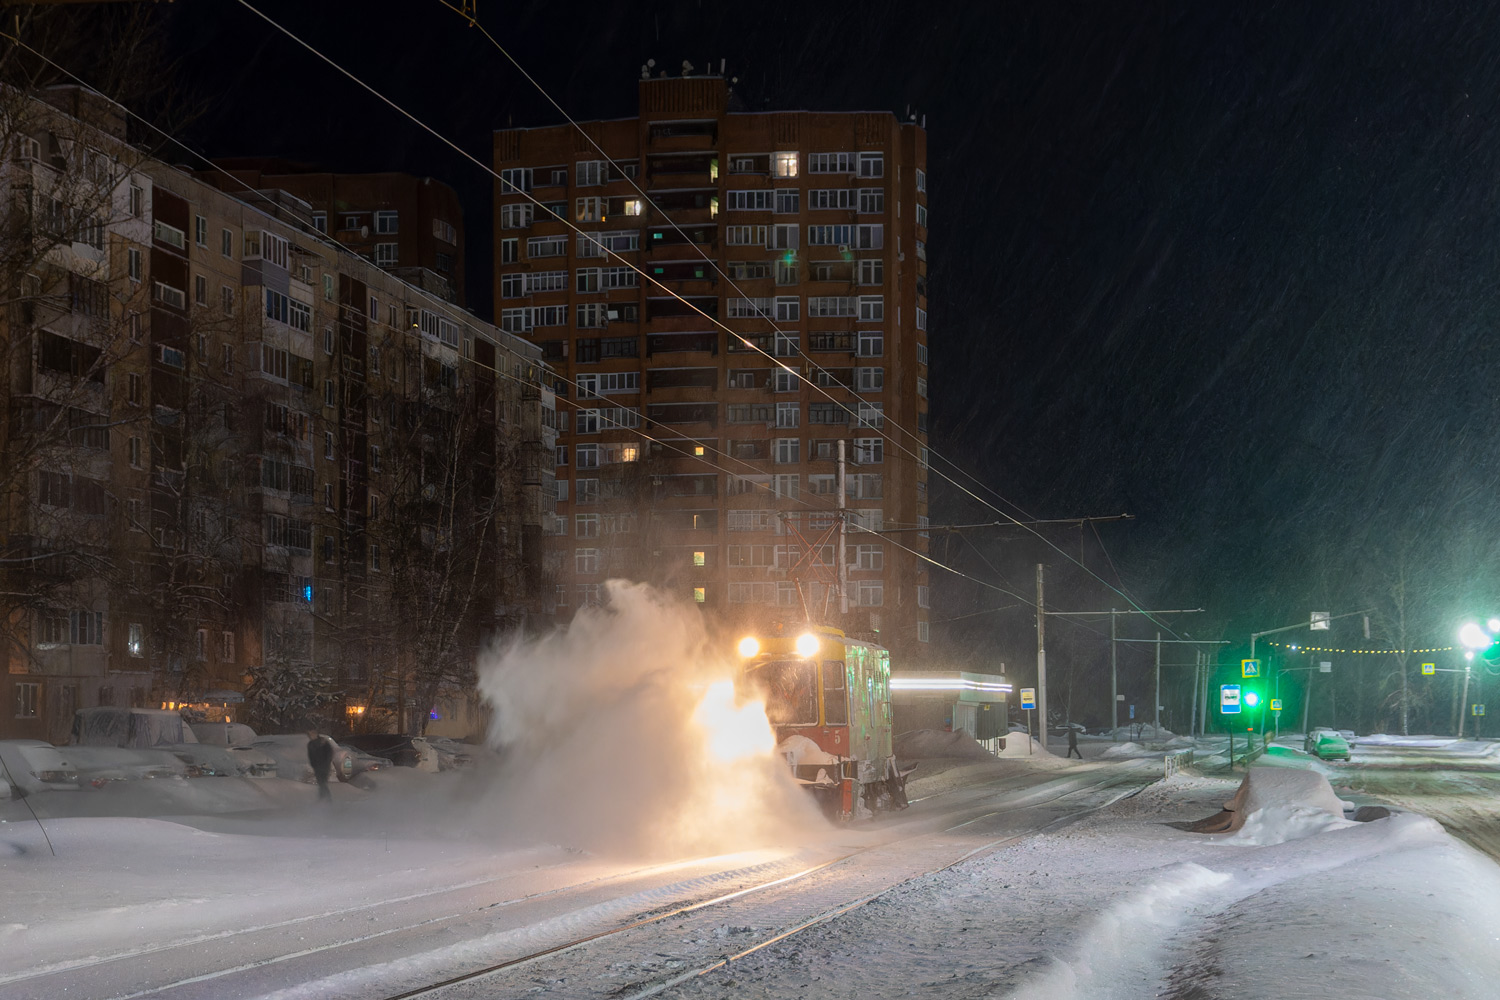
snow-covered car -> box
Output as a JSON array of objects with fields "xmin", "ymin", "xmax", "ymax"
[
  {"xmin": 185, "ymin": 723, "xmax": 278, "ymax": 777},
  {"xmin": 340, "ymin": 734, "xmax": 435, "ymax": 769},
  {"xmin": 1304, "ymin": 728, "xmax": 1352, "ymax": 761},
  {"xmin": 71, "ymin": 706, "xmax": 198, "ymax": 748},
  {"xmin": 251, "ymin": 735, "xmax": 383, "ymax": 783},
  {"xmin": 0, "ymin": 740, "xmax": 81, "ymax": 794},
  {"xmin": 65, "ymin": 745, "xmax": 189, "ymax": 784}
]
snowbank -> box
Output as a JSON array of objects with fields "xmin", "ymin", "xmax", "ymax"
[
  {"xmin": 1188, "ymin": 767, "xmax": 1357, "ymax": 845},
  {"xmin": 894, "ymin": 729, "xmax": 995, "ymax": 760},
  {"xmin": 1357, "ymin": 733, "xmax": 1459, "ymax": 748},
  {"xmin": 1101, "ymin": 741, "xmax": 1148, "ymax": 757}
]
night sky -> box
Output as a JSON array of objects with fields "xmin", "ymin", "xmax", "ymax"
[{"xmin": 57, "ymin": 1, "xmax": 1500, "ymax": 725}]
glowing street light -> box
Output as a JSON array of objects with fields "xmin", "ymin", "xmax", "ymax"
[{"xmin": 1459, "ymin": 622, "xmax": 1492, "ymax": 650}]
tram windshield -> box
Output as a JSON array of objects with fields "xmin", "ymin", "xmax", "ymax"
[{"xmin": 744, "ymin": 660, "xmax": 818, "ymax": 727}]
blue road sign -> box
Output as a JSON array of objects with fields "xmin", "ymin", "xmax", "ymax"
[{"xmin": 1221, "ymin": 684, "xmax": 1242, "ymax": 714}]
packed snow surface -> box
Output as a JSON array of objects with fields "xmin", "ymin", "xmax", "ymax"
[{"xmin": 894, "ymin": 729, "xmax": 995, "ymax": 760}]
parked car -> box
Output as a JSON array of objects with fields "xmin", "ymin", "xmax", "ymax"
[
  {"xmin": 71, "ymin": 706, "xmax": 197, "ymax": 748},
  {"xmin": 185, "ymin": 723, "xmax": 277, "ymax": 777},
  {"xmin": 0, "ymin": 740, "xmax": 81, "ymax": 795},
  {"xmin": 1304, "ymin": 728, "xmax": 1352, "ymax": 761},
  {"xmin": 65, "ymin": 745, "xmax": 189, "ymax": 784},
  {"xmin": 340, "ymin": 734, "xmax": 437, "ymax": 770},
  {"xmin": 251, "ymin": 735, "xmax": 383, "ymax": 783}
]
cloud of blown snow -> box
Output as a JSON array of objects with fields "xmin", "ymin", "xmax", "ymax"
[{"xmin": 475, "ymin": 580, "xmax": 823, "ymax": 856}]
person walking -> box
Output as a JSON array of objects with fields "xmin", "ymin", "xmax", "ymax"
[
  {"xmin": 1066, "ymin": 727, "xmax": 1082, "ymax": 759},
  {"xmin": 306, "ymin": 729, "xmax": 334, "ymax": 802}
]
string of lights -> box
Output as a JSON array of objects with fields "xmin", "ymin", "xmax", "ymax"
[{"xmin": 1267, "ymin": 641, "xmax": 1456, "ymax": 655}]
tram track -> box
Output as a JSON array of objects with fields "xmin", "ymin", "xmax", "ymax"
[{"xmin": 2, "ymin": 761, "xmax": 1157, "ymax": 1000}]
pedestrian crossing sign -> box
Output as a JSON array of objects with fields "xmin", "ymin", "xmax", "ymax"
[
  {"xmin": 1241, "ymin": 659, "xmax": 1260, "ymax": 678},
  {"xmin": 1422, "ymin": 663, "xmax": 1436, "ymax": 676},
  {"xmin": 1473, "ymin": 704, "xmax": 1486, "ymax": 717},
  {"xmin": 1270, "ymin": 699, "xmax": 1283, "ymax": 712}
]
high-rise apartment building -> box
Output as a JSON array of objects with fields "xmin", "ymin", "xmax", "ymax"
[
  {"xmin": 1, "ymin": 86, "xmax": 555, "ymax": 744},
  {"xmin": 493, "ymin": 74, "xmax": 931, "ymax": 660},
  {"xmin": 201, "ymin": 160, "xmax": 468, "ymax": 306}
]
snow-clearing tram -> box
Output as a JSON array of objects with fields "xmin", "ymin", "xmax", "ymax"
[{"xmin": 735, "ymin": 624, "xmax": 911, "ymax": 820}]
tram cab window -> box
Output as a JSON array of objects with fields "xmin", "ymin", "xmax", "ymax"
[
  {"xmin": 748, "ymin": 660, "xmax": 818, "ymax": 727},
  {"xmin": 822, "ymin": 660, "xmax": 848, "ymax": 725}
]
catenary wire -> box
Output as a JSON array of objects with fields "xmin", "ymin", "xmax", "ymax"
[
  {"xmin": 229, "ymin": 0, "xmax": 1183, "ymax": 639},
  {"xmin": 423, "ymin": 0, "xmax": 1183, "ymax": 637},
  {"xmin": 14, "ymin": 12, "xmax": 1165, "ymax": 636}
]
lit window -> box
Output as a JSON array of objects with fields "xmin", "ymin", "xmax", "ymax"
[
  {"xmin": 693, "ymin": 551, "xmax": 705, "ymax": 567},
  {"xmin": 773, "ymin": 151, "xmax": 798, "ymax": 178},
  {"xmin": 693, "ymin": 587, "xmax": 707, "ymax": 603}
]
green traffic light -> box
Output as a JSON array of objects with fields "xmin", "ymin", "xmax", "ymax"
[{"xmin": 1244, "ymin": 692, "xmax": 1260, "ymax": 707}]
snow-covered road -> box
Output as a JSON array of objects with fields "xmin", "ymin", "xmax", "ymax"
[{"xmin": 6, "ymin": 736, "xmax": 1500, "ymax": 1000}]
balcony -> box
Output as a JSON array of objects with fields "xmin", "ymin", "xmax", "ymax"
[{"xmin": 809, "ymin": 332, "xmax": 856, "ymax": 353}]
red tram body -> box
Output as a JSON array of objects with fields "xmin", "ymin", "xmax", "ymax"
[{"xmin": 736, "ymin": 624, "xmax": 909, "ymax": 820}]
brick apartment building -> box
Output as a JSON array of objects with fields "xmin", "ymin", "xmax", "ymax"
[
  {"xmin": 1, "ymin": 86, "xmax": 556, "ymax": 744},
  {"xmin": 202, "ymin": 159, "xmax": 467, "ymax": 306},
  {"xmin": 493, "ymin": 74, "xmax": 931, "ymax": 661}
]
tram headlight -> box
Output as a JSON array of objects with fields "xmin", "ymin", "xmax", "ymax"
[
  {"xmin": 737, "ymin": 636, "xmax": 761, "ymax": 658},
  {"xmin": 795, "ymin": 632, "xmax": 820, "ymax": 658}
]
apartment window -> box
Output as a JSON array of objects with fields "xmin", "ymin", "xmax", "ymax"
[
  {"xmin": 324, "ymin": 379, "xmax": 335, "ymax": 407},
  {"xmin": 857, "ymin": 330, "xmax": 884, "ymax": 357},
  {"xmin": 775, "ymin": 296, "xmax": 800, "ymax": 322},
  {"xmin": 858, "ymin": 152, "xmax": 884, "ymax": 178},
  {"xmin": 500, "ymin": 273, "xmax": 523, "ymax": 298},
  {"xmin": 772, "ymin": 152, "xmax": 798, "ymax": 178},
  {"xmin": 310, "ymin": 212, "xmax": 327, "ymax": 233},
  {"xmin": 221, "ymin": 228, "xmax": 234, "ymax": 257},
  {"xmin": 500, "ymin": 167, "xmax": 532, "ymax": 193},
  {"xmin": 576, "ymin": 302, "xmax": 607, "ymax": 328},
  {"xmin": 775, "ymin": 259, "xmax": 798, "ymax": 285},
  {"xmin": 858, "ymin": 259, "xmax": 884, "ymax": 285},
  {"xmin": 809, "ymin": 152, "xmax": 855, "ymax": 174},
  {"xmin": 768, "ymin": 224, "xmax": 798, "ymax": 250},
  {"xmin": 855, "ymin": 366, "xmax": 884, "ymax": 392},
  {"xmin": 194, "ymin": 274, "xmax": 207, "ymax": 306},
  {"xmin": 728, "ymin": 190, "xmax": 772, "ymax": 211},
  {"xmin": 726, "ymin": 225, "xmax": 767, "ymax": 246},
  {"xmin": 575, "ymin": 197, "xmax": 602, "ymax": 223},
  {"xmin": 857, "ymin": 402, "xmax": 885, "ymax": 428},
  {"xmin": 774, "ymin": 368, "xmax": 797, "ymax": 393},
  {"xmin": 575, "ymin": 548, "xmax": 600, "ymax": 574},
  {"xmin": 374, "ymin": 243, "xmax": 398, "ymax": 266},
  {"xmin": 127, "ymin": 372, "xmax": 141, "ymax": 406},
  {"xmin": 324, "ymin": 431, "xmax": 334, "ymax": 459},
  {"xmin": 373, "ymin": 210, "xmax": 399, "ymax": 234},
  {"xmin": 576, "ymin": 444, "xmax": 599, "ymax": 469},
  {"xmin": 218, "ymin": 283, "xmax": 233, "ymax": 315},
  {"xmin": 917, "ymin": 620, "xmax": 930, "ymax": 643},
  {"xmin": 808, "ymin": 224, "xmax": 853, "ymax": 247},
  {"xmin": 774, "ymin": 437, "xmax": 800, "ymax": 464},
  {"xmin": 128, "ymin": 247, "xmax": 142, "ymax": 282},
  {"xmin": 128, "ymin": 435, "xmax": 142, "ymax": 468},
  {"xmin": 774, "ymin": 189, "xmax": 800, "ymax": 214},
  {"xmin": 858, "ymin": 296, "xmax": 885, "ymax": 322},
  {"xmin": 69, "ymin": 610, "xmax": 104, "ymax": 645},
  {"xmin": 129, "ymin": 182, "xmax": 144, "ymax": 218},
  {"xmin": 772, "ymin": 474, "xmax": 799, "ymax": 499},
  {"xmin": 500, "ymin": 203, "xmax": 533, "ymax": 229},
  {"xmin": 693, "ymin": 587, "xmax": 707, "ymax": 604},
  {"xmin": 370, "ymin": 445, "xmax": 381, "ymax": 471},
  {"xmin": 323, "ymin": 328, "xmax": 334, "ymax": 355},
  {"xmin": 916, "ymin": 168, "xmax": 927, "ymax": 193},
  {"xmin": 127, "ymin": 622, "xmax": 145, "ymax": 657},
  {"xmin": 325, "ymin": 483, "xmax": 334, "ymax": 509},
  {"xmin": 15, "ymin": 682, "xmax": 38, "ymax": 719},
  {"xmin": 855, "ymin": 544, "xmax": 884, "ymax": 571},
  {"xmin": 499, "ymin": 237, "xmax": 519, "ymax": 264},
  {"xmin": 856, "ymin": 580, "xmax": 884, "ymax": 607},
  {"xmin": 917, "ymin": 376, "xmax": 928, "ymax": 399},
  {"xmin": 775, "ymin": 402, "xmax": 800, "ymax": 428},
  {"xmin": 575, "ymin": 478, "xmax": 599, "ymax": 504},
  {"xmin": 369, "ymin": 543, "xmax": 381, "ymax": 573},
  {"xmin": 128, "ymin": 311, "xmax": 142, "ymax": 341},
  {"xmin": 916, "ymin": 203, "xmax": 929, "ymax": 228},
  {"xmin": 856, "ymin": 224, "xmax": 884, "ymax": 250},
  {"xmin": 322, "ymin": 273, "xmax": 335, "ymax": 300},
  {"xmin": 576, "ymin": 160, "xmax": 607, "ymax": 186}
]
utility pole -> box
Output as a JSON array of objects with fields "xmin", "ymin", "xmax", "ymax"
[
  {"xmin": 1459, "ymin": 658, "xmax": 1473, "ymax": 738},
  {"xmin": 1036, "ymin": 563, "xmax": 1047, "ymax": 751},
  {"xmin": 1110, "ymin": 609, "xmax": 1118, "ymax": 734},
  {"xmin": 836, "ymin": 439, "xmax": 848, "ymax": 615},
  {"xmin": 1154, "ymin": 632, "xmax": 1162, "ymax": 737},
  {"xmin": 1189, "ymin": 649, "xmax": 1200, "ymax": 738}
]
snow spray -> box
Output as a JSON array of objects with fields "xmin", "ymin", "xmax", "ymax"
[{"xmin": 475, "ymin": 581, "xmax": 822, "ymax": 856}]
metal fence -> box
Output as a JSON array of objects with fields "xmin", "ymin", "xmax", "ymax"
[{"xmin": 1164, "ymin": 749, "xmax": 1194, "ymax": 778}]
